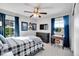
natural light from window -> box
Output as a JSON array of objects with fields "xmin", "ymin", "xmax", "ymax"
[{"xmin": 55, "ymin": 19, "xmax": 64, "ymax": 28}]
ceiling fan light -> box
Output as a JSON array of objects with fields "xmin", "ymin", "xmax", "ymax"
[{"xmin": 33, "ymin": 14, "xmax": 39, "ymax": 17}]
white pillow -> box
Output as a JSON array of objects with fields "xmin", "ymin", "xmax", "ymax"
[
  {"xmin": 0, "ymin": 34, "xmax": 6, "ymax": 44},
  {"xmin": 2, "ymin": 51, "xmax": 14, "ymax": 56},
  {"xmin": 0, "ymin": 40, "xmax": 3, "ymax": 49}
]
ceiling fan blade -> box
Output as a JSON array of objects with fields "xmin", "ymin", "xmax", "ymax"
[
  {"xmin": 39, "ymin": 12, "xmax": 47, "ymax": 14},
  {"xmin": 30, "ymin": 15, "xmax": 33, "ymax": 18},
  {"xmin": 39, "ymin": 15, "xmax": 41, "ymax": 18},
  {"xmin": 24, "ymin": 11, "xmax": 33, "ymax": 13}
]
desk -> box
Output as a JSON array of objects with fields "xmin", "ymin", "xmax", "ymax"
[{"xmin": 52, "ymin": 35, "xmax": 63, "ymax": 46}]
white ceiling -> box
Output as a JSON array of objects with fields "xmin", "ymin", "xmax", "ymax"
[{"xmin": 0, "ymin": 3, "xmax": 74, "ymax": 18}]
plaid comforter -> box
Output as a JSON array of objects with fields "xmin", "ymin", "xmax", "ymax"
[{"xmin": 0, "ymin": 36, "xmax": 44, "ymax": 56}]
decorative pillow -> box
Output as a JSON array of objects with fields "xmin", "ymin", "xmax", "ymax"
[
  {"xmin": 0, "ymin": 40, "xmax": 3, "ymax": 49},
  {"xmin": 0, "ymin": 34, "xmax": 6, "ymax": 44}
]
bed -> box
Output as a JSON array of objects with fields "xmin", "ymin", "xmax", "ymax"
[{"xmin": 0, "ymin": 36, "xmax": 44, "ymax": 56}]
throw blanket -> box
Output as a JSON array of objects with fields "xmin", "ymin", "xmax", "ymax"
[{"xmin": 0, "ymin": 36, "xmax": 43, "ymax": 56}]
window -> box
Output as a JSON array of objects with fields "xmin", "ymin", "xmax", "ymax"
[
  {"xmin": 54, "ymin": 17, "xmax": 64, "ymax": 35},
  {"xmin": 55, "ymin": 18, "xmax": 64, "ymax": 28},
  {"xmin": 5, "ymin": 15, "xmax": 15, "ymax": 37}
]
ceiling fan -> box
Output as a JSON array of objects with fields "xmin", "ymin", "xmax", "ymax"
[{"xmin": 24, "ymin": 7, "xmax": 47, "ymax": 18}]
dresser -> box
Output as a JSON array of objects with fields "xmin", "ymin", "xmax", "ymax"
[{"xmin": 36, "ymin": 32, "xmax": 50, "ymax": 43}]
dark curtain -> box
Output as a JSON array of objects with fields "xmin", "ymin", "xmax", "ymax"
[
  {"xmin": 0, "ymin": 13, "xmax": 6, "ymax": 37},
  {"xmin": 15, "ymin": 16, "xmax": 20, "ymax": 36},
  {"xmin": 63, "ymin": 15, "xmax": 70, "ymax": 48},
  {"xmin": 51, "ymin": 18, "xmax": 55, "ymax": 35}
]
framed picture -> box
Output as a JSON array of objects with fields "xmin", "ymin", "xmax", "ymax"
[
  {"xmin": 31, "ymin": 23, "xmax": 37, "ymax": 30},
  {"xmin": 21, "ymin": 22, "xmax": 28, "ymax": 31},
  {"xmin": 40, "ymin": 24, "xmax": 48, "ymax": 30}
]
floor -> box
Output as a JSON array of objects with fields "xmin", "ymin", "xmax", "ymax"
[{"xmin": 35, "ymin": 43, "xmax": 73, "ymax": 56}]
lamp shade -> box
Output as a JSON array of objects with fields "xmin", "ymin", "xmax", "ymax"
[{"xmin": 0, "ymin": 21, "xmax": 2, "ymax": 26}]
